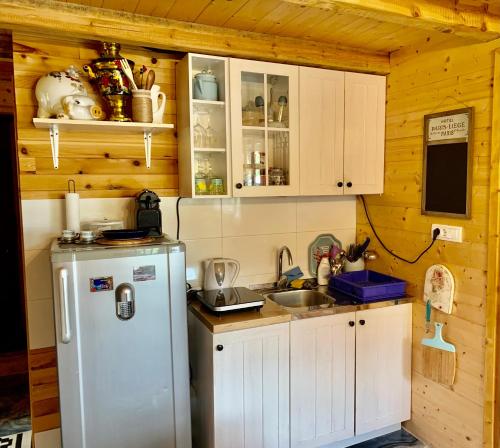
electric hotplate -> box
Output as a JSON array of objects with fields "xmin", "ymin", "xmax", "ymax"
[{"xmin": 196, "ymin": 287, "xmax": 265, "ymax": 312}]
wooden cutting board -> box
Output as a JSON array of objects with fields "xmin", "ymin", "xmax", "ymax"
[
  {"xmin": 96, "ymin": 237, "xmax": 155, "ymax": 246},
  {"xmin": 423, "ymin": 264, "xmax": 454, "ymax": 314},
  {"xmin": 421, "ymin": 322, "xmax": 456, "ymax": 386}
]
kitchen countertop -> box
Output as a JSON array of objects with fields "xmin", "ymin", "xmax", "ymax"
[{"xmin": 189, "ymin": 286, "xmax": 413, "ymax": 334}]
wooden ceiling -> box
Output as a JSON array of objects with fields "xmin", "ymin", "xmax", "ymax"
[{"xmin": 62, "ymin": 0, "xmax": 499, "ymax": 53}]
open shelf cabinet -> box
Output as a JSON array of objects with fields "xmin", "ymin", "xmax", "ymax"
[{"xmin": 176, "ymin": 53, "xmax": 232, "ymax": 198}]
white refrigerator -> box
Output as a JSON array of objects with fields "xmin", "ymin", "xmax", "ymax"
[{"xmin": 50, "ymin": 239, "xmax": 191, "ymax": 448}]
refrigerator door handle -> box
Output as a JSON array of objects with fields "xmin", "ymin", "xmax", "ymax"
[{"xmin": 59, "ymin": 268, "xmax": 71, "ymax": 343}]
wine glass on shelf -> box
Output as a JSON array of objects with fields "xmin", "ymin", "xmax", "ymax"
[
  {"xmin": 205, "ymin": 115, "xmax": 218, "ymax": 148},
  {"xmin": 193, "ymin": 115, "xmax": 206, "ymax": 148}
]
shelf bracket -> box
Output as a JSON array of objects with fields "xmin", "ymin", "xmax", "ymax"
[
  {"xmin": 143, "ymin": 130, "xmax": 152, "ymax": 169},
  {"xmin": 49, "ymin": 124, "xmax": 59, "ymax": 169}
]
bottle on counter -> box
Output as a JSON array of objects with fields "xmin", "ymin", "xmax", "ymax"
[{"xmin": 317, "ymin": 256, "xmax": 331, "ymax": 286}]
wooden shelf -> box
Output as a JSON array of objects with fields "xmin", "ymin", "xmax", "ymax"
[
  {"xmin": 194, "ymin": 147, "xmax": 226, "ymax": 153},
  {"xmin": 32, "ymin": 118, "xmax": 174, "ymax": 132},
  {"xmin": 32, "ymin": 118, "xmax": 174, "ymax": 169},
  {"xmin": 242, "ymin": 125, "xmax": 290, "ymax": 131},
  {"xmin": 192, "ymin": 99, "xmax": 225, "ymax": 106}
]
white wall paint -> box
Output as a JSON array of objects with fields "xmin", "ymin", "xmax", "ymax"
[{"xmin": 22, "ymin": 195, "xmax": 356, "ymax": 349}]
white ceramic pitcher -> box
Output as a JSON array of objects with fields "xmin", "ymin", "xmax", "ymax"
[{"xmin": 151, "ymin": 84, "xmax": 167, "ymax": 124}]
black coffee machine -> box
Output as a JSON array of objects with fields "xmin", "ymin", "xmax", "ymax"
[{"xmin": 136, "ymin": 189, "xmax": 162, "ymax": 237}]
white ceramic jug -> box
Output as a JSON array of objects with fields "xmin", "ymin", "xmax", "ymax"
[{"xmin": 151, "ymin": 84, "xmax": 167, "ymax": 124}]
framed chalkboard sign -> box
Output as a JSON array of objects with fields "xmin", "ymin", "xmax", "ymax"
[{"xmin": 422, "ymin": 107, "xmax": 473, "ymax": 218}]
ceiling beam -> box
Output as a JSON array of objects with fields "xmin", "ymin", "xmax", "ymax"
[
  {"xmin": 284, "ymin": 0, "xmax": 500, "ymax": 42},
  {"xmin": 0, "ymin": 0, "xmax": 389, "ymax": 74}
]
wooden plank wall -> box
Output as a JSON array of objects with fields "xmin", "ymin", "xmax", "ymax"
[
  {"xmin": 29, "ymin": 347, "xmax": 60, "ymax": 434},
  {"xmin": 357, "ymin": 40, "xmax": 498, "ymax": 447},
  {"xmin": 13, "ymin": 33, "xmax": 180, "ymax": 199},
  {"xmin": 0, "ymin": 32, "xmax": 14, "ymax": 114}
]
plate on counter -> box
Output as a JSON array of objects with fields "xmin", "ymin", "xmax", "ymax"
[{"xmin": 308, "ymin": 233, "xmax": 342, "ymax": 276}]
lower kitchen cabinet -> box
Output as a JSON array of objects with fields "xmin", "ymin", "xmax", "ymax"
[
  {"xmin": 290, "ymin": 303, "xmax": 412, "ymax": 447},
  {"xmin": 189, "ymin": 302, "xmax": 411, "ymax": 448},
  {"xmin": 291, "ymin": 313, "xmax": 356, "ymax": 447},
  {"xmin": 188, "ymin": 312, "xmax": 290, "ymax": 448},
  {"xmin": 355, "ymin": 303, "xmax": 412, "ymax": 435}
]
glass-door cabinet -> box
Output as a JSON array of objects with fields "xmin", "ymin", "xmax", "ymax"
[
  {"xmin": 229, "ymin": 59, "xmax": 299, "ymax": 197},
  {"xmin": 177, "ymin": 53, "xmax": 231, "ymax": 198}
]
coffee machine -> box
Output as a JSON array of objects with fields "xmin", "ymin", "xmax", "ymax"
[{"xmin": 136, "ymin": 189, "xmax": 162, "ymax": 237}]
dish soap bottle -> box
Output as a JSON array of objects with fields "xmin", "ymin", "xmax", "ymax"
[{"xmin": 317, "ymin": 256, "xmax": 330, "ymax": 286}]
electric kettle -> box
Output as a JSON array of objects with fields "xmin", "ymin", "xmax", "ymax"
[{"xmin": 203, "ymin": 258, "xmax": 240, "ymax": 290}]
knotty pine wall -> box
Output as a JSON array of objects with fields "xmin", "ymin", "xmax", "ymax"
[
  {"xmin": 357, "ymin": 40, "xmax": 498, "ymax": 447},
  {"xmin": 13, "ymin": 33, "xmax": 180, "ymax": 199}
]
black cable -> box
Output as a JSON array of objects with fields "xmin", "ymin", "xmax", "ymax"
[
  {"xmin": 360, "ymin": 195, "xmax": 440, "ymax": 264},
  {"xmin": 176, "ymin": 197, "xmax": 182, "ymax": 240}
]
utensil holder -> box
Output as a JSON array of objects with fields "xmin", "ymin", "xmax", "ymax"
[{"xmin": 132, "ymin": 89, "xmax": 153, "ymax": 123}]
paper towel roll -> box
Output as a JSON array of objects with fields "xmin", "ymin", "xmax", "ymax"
[{"xmin": 65, "ymin": 192, "xmax": 80, "ymax": 232}]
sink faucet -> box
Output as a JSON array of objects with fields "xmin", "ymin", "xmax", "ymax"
[{"xmin": 277, "ymin": 246, "xmax": 293, "ymax": 288}]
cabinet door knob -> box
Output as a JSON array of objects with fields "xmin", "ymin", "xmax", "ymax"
[
  {"xmin": 359, "ymin": 319, "xmax": 365, "ymax": 326},
  {"xmin": 216, "ymin": 344, "xmax": 224, "ymax": 351},
  {"xmin": 235, "ymin": 183, "xmax": 243, "ymax": 189},
  {"xmin": 348, "ymin": 321, "xmax": 355, "ymax": 327},
  {"xmin": 346, "ymin": 182, "xmax": 353, "ymax": 188},
  {"xmin": 337, "ymin": 181, "xmax": 343, "ymax": 188}
]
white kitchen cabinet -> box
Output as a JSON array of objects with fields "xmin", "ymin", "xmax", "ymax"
[
  {"xmin": 355, "ymin": 303, "xmax": 412, "ymax": 435},
  {"xmin": 344, "ymin": 72, "xmax": 386, "ymax": 195},
  {"xmin": 290, "ymin": 313, "xmax": 356, "ymax": 447},
  {"xmin": 230, "ymin": 58, "xmax": 299, "ymax": 197},
  {"xmin": 299, "ymin": 68, "xmax": 386, "ymax": 196},
  {"xmin": 177, "ymin": 53, "xmax": 232, "ymax": 198},
  {"xmin": 188, "ymin": 312, "xmax": 290, "ymax": 448},
  {"xmin": 299, "ymin": 67, "xmax": 345, "ymax": 196},
  {"xmin": 290, "ymin": 303, "xmax": 411, "ymax": 447}
]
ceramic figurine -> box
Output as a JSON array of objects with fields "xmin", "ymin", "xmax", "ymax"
[
  {"xmin": 62, "ymin": 95, "xmax": 105, "ymax": 121},
  {"xmin": 35, "ymin": 66, "xmax": 87, "ymax": 118}
]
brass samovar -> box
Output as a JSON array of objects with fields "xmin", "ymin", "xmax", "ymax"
[{"xmin": 83, "ymin": 42, "xmax": 134, "ymax": 121}]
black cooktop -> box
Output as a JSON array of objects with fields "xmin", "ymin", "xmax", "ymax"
[{"xmin": 196, "ymin": 287, "xmax": 265, "ymax": 312}]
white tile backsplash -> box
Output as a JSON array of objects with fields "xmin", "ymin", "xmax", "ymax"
[
  {"xmin": 184, "ymin": 238, "xmax": 223, "ymax": 286},
  {"xmin": 222, "ymin": 233, "xmax": 297, "ymax": 277},
  {"xmin": 177, "ymin": 198, "xmax": 222, "ymax": 239},
  {"xmin": 27, "ymin": 298, "xmax": 55, "ymax": 349},
  {"xmin": 24, "ymin": 249, "xmax": 52, "ymax": 301},
  {"xmin": 21, "ymin": 195, "xmax": 356, "ymax": 349},
  {"xmin": 21, "ymin": 199, "xmax": 65, "ymax": 250},
  {"xmin": 221, "ymin": 197, "xmax": 297, "ymax": 237},
  {"xmin": 297, "ymin": 195, "xmax": 357, "ymax": 232}
]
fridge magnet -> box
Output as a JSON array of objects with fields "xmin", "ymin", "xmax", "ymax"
[
  {"xmin": 133, "ymin": 265, "xmax": 156, "ymax": 282},
  {"xmin": 90, "ymin": 276, "xmax": 114, "ymax": 292}
]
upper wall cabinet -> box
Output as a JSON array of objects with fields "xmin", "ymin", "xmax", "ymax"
[
  {"xmin": 177, "ymin": 53, "xmax": 232, "ymax": 198},
  {"xmin": 299, "ymin": 69, "xmax": 386, "ymax": 196},
  {"xmin": 299, "ymin": 67, "xmax": 345, "ymax": 196},
  {"xmin": 176, "ymin": 54, "xmax": 386, "ymax": 198},
  {"xmin": 229, "ymin": 59, "xmax": 299, "ymax": 197},
  {"xmin": 344, "ymin": 72, "xmax": 386, "ymax": 195}
]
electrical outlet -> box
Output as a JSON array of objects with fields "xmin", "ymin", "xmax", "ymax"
[{"xmin": 431, "ymin": 224, "xmax": 463, "ymax": 243}]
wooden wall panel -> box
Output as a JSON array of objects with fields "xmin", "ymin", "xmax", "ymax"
[
  {"xmin": 13, "ymin": 33, "xmax": 180, "ymax": 199},
  {"xmin": 356, "ymin": 39, "xmax": 499, "ymax": 448},
  {"xmin": 29, "ymin": 347, "xmax": 60, "ymax": 434}
]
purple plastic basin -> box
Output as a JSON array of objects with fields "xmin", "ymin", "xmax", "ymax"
[{"xmin": 330, "ymin": 270, "xmax": 406, "ymax": 301}]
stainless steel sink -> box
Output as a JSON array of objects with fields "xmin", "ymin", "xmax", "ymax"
[{"xmin": 267, "ymin": 289, "xmax": 333, "ymax": 308}]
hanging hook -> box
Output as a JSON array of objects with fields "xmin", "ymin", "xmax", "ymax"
[{"xmin": 67, "ymin": 179, "xmax": 76, "ymax": 193}]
